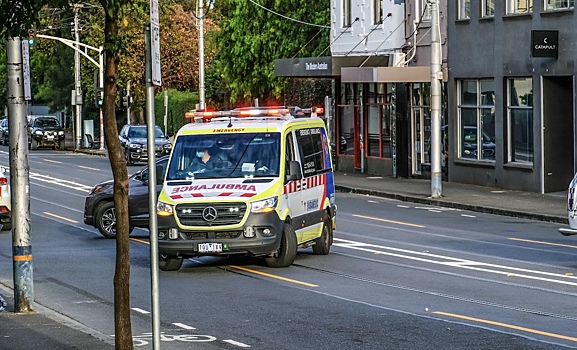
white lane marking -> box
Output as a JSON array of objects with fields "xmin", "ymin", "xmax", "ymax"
[
  {"xmin": 333, "ymin": 238, "xmax": 577, "ymax": 286},
  {"xmin": 428, "ymin": 210, "xmax": 442, "ymax": 213},
  {"xmin": 461, "ymin": 214, "xmax": 476, "ymax": 218},
  {"xmin": 29, "ymin": 172, "xmax": 93, "ymax": 192},
  {"xmin": 173, "ymin": 322, "xmax": 196, "ymax": 330},
  {"xmin": 43, "ymin": 159, "xmax": 62, "ymax": 164},
  {"xmin": 78, "ymin": 165, "xmax": 100, "ymax": 171},
  {"xmin": 131, "ymin": 307, "xmax": 150, "ymax": 314},
  {"xmin": 367, "ymin": 200, "xmax": 379, "ymax": 203},
  {"xmin": 397, "ymin": 205, "xmax": 410, "ymax": 208},
  {"xmin": 223, "ymin": 339, "xmax": 251, "ymax": 347}
]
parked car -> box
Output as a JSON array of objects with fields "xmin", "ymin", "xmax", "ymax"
[
  {"xmin": 83, "ymin": 156, "xmax": 168, "ymax": 238},
  {"xmin": 0, "ymin": 119, "xmax": 8, "ymax": 146},
  {"xmin": 0, "ymin": 166, "xmax": 11, "ymax": 231},
  {"xmin": 27, "ymin": 115, "xmax": 66, "ymax": 150},
  {"xmin": 119, "ymin": 124, "xmax": 172, "ymax": 166},
  {"xmin": 559, "ymin": 172, "xmax": 577, "ymax": 236}
]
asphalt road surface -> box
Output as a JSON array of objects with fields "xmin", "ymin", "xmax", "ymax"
[{"xmin": 0, "ymin": 148, "xmax": 576, "ymax": 349}]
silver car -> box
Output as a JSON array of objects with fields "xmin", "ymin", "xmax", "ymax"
[{"xmin": 559, "ymin": 172, "xmax": 577, "ymax": 236}]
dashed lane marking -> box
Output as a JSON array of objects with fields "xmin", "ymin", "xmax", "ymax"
[
  {"xmin": 433, "ymin": 311, "xmax": 577, "ymax": 343},
  {"xmin": 44, "ymin": 211, "xmax": 78, "ymax": 223},
  {"xmin": 353, "ymin": 214, "xmax": 425, "ymax": 228}
]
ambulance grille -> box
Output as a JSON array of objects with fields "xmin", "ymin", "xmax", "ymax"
[{"xmin": 175, "ymin": 203, "xmax": 247, "ymax": 226}]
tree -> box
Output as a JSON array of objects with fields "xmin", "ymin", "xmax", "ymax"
[
  {"xmin": 212, "ymin": 0, "xmax": 330, "ymax": 103},
  {"xmin": 96, "ymin": 0, "xmax": 139, "ymax": 348}
]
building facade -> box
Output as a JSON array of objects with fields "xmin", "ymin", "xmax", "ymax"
[
  {"xmin": 448, "ymin": 0, "xmax": 575, "ymax": 193},
  {"xmin": 275, "ymin": 0, "xmax": 449, "ymax": 179}
]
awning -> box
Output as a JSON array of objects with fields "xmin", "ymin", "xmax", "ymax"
[{"xmin": 341, "ymin": 66, "xmax": 448, "ymax": 83}]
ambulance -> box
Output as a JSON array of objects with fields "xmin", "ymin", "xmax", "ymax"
[{"xmin": 156, "ymin": 106, "xmax": 336, "ymax": 271}]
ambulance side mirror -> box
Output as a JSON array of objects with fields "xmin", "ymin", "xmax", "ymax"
[{"xmin": 286, "ymin": 160, "xmax": 302, "ymax": 182}]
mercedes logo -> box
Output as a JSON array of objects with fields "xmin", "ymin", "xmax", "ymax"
[{"xmin": 202, "ymin": 206, "xmax": 218, "ymax": 221}]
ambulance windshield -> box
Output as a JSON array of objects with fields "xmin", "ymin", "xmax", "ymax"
[{"xmin": 166, "ymin": 132, "xmax": 281, "ymax": 180}]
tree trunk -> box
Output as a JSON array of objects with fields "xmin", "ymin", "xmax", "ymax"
[{"xmin": 103, "ymin": 10, "xmax": 133, "ymax": 350}]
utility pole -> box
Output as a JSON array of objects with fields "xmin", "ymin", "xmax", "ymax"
[
  {"xmin": 6, "ymin": 37, "xmax": 33, "ymax": 312},
  {"xmin": 73, "ymin": 4, "xmax": 83, "ymax": 150},
  {"xmin": 126, "ymin": 81, "xmax": 131, "ymax": 125},
  {"xmin": 430, "ymin": 0, "xmax": 442, "ymax": 198},
  {"xmin": 197, "ymin": 0, "xmax": 205, "ymax": 110}
]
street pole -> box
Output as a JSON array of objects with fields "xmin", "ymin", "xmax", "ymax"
[
  {"xmin": 145, "ymin": 22, "xmax": 161, "ymax": 350},
  {"xmin": 430, "ymin": 0, "xmax": 442, "ymax": 198},
  {"xmin": 99, "ymin": 46, "xmax": 105, "ymax": 150},
  {"xmin": 73, "ymin": 4, "xmax": 83, "ymax": 150},
  {"xmin": 6, "ymin": 37, "xmax": 33, "ymax": 312},
  {"xmin": 126, "ymin": 81, "xmax": 131, "ymax": 125},
  {"xmin": 198, "ymin": 0, "xmax": 205, "ymax": 110}
]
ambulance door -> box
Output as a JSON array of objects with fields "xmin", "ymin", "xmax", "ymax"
[
  {"xmin": 294, "ymin": 127, "xmax": 327, "ymax": 243},
  {"xmin": 284, "ymin": 131, "xmax": 305, "ymax": 242}
]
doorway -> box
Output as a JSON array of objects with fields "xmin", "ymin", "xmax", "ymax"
[{"xmin": 542, "ymin": 76, "xmax": 574, "ymax": 192}]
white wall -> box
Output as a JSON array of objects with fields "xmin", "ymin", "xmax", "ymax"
[{"xmin": 330, "ymin": 0, "xmax": 405, "ymax": 57}]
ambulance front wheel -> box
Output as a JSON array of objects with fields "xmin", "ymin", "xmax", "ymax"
[
  {"xmin": 265, "ymin": 223, "xmax": 297, "ymax": 268},
  {"xmin": 159, "ymin": 254, "xmax": 183, "ymax": 271},
  {"xmin": 312, "ymin": 214, "xmax": 332, "ymax": 255}
]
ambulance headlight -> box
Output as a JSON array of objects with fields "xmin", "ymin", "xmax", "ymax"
[
  {"xmin": 157, "ymin": 200, "xmax": 174, "ymax": 216},
  {"xmin": 251, "ymin": 197, "xmax": 278, "ymax": 213}
]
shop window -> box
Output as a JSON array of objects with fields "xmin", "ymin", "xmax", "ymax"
[
  {"xmin": 507, "ymin": 0, "xmax": 532, "ymax": 14},
  {"xmin": 482, "ymin": 0, "xmax": 495, "ymax": 17},
  {"xmin": 343, "ymin": 0, "xmax": 353, "ymax": 27},
  {"xmin": 457, "ymin": 79, "xmax": 496, "ymax": 161},
  {"xmin": 545, "ymin": 0, "xmax": 573, "ymax": 10},
  {"xmin": 458, "ymin": 0, "xmax": 471, "ymax": 19},
  {"xmin": 507, "ymin": 78, "xmax": 533, "ymax": 164}
]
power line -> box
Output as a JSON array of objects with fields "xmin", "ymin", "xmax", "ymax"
[
  {"xmin": 344, "ymin": 13, "xmax": 392, "ymax": 57},
  {"xmin": 248, "ymin": 0, "xmax": 331, "ymax": 29},
  {"xmin": 318, "ymin": 17, "xmax": 359, "ymax": 57}
]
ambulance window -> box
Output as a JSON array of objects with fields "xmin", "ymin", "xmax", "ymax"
[{"xmin": 296, "ymin": 127, "xmax": 329, "ymax": 176}]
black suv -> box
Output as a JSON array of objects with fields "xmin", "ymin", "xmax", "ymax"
[
  {"xmin": 27, "ymin": 115, "xmax": 66, "ymax": 150},
  {"xmin": 119, "ymin": 124, "xmax": 172, "ymax": 165}
]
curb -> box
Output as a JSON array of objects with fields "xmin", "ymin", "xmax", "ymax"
[{"xmin": 335, "ymin": 185, "xmax": 568, "ymax": 225}]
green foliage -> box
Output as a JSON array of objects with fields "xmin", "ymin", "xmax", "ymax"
[
  {"xmin": 213, "ymin": 0, "xmax": 330, "ymax": 103},
  {"xmin": 153, "ymin": 89, "xmax": 198, "ymax": 136}
]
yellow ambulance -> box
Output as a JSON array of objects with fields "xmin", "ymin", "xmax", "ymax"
[{"xmin": 156, "ymin": 106, "xmax": 336, "ymax": 270}]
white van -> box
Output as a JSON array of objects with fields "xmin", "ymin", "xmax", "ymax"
[
  {"xmin": 559, "ymin": 172, "xmax": 577, "ymax": 236},
  {"xmin": 156, "ymin": 106, "xmax": 336, "ymax": 270}
]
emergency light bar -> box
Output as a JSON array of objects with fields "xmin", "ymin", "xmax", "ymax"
[{"xmin": 187, "ymin": 105, "xmax": 324, "ymax": 122}]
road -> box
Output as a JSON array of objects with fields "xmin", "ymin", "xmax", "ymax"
[{"xmin": 0, "ymin": 148, "xmax": 576, "ymax": 349}]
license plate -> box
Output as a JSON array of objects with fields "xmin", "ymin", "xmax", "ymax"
[
  {"xmin": 47, "ymin": 136, "xmax": 54, "ymax": 140},
  {"xmin": 198, "ymin": 243, "xmax": 222, "ymax": 253}
]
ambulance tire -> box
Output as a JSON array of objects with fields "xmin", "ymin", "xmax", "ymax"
[
  {"xmin": 57, "ymin": 141, "xmax": 66, "ymax": 151},
  {"xmin": 265, "ymin": 223, "xmax": 297, "ymax": 268},
  {"xmin": 312, "ymin": 214, "xmax": 332, "ymax": 255},
  {"xmin": 159, "ymin": 254, "xmax": 183, "ymax": 271},
  {"xmin": 31, "ymin": 139, "xmax": 38, "ymax": 150}
]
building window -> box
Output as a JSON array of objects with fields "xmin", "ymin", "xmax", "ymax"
[
  {"xmin": 507, "ymin": 78, "xmax": 533, "ymax": 164},
  {"xmin": 457, "ymin": 80, "xmax": 496, "ymax": 161},
  {"xmin": 545, "ymin": 0, "xmax": 574, "ymax": 10},
  {"xmin": 343, "ymin": 0, "xmax": 352, "ymax": 27},
  {"xmin": 458, "ymin": 0, "xmax": 471, "ymax": 19},
  {"xmin": 374, "ymin": 0, "xmax": 383, "ymax": 24},
  {"xmin": 421, "ymin": 0, "xmax": 432, "ymax": 22},
  {"xmin": 482, "ymin": 0, "xmax": 495, "ymax": 17},
  {"xmin": 507, "ymin": 0, "xmax": 533, "ymax": 14}
]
